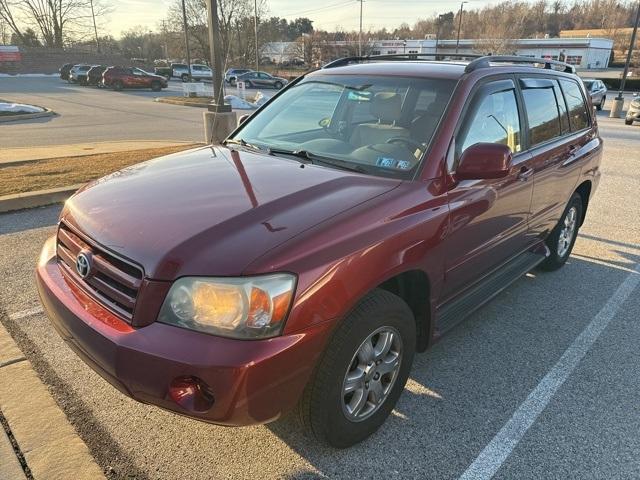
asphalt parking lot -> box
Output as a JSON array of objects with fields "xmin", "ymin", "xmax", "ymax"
[
  {"xmin": 0, "ymin": 76, "xmax": 272, "ymax": 148},
  {"xmin": 0, "ymin": 110, "xmax": 639, "ymax": 478}
]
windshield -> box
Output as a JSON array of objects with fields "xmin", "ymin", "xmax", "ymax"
[
  {"xmin": 583, "ymin": 80, "xmax": 594, "ymax": 90},
  {"xmin": 230, "ymin": 74, "xmax": 456, "ymax": 179}
]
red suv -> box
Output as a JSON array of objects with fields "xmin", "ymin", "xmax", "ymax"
[
  {"xmin": 102, "ymin": 66, "xmax": 168, "ymax": 91},
  {"xmin": 37, "ymin": 55, "xmax": 601, "ymax": 448}
]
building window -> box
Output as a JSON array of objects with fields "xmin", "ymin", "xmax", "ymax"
[
  {"xmin": 386, "ymin": 50, "xmax": 397, "ymax": 54},
  {"xmin": 565, "ymin": 55, "xmax": 582, "ymax": 65},
  {"xmin": 408, "ymin": 50, "xmax": 419, "ymax": 54},
  {"xmin": 372, "ymin": 50, "xmax": 381, "ymax": 55}
]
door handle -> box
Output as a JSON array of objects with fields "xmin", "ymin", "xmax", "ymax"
[
  {"xmin": 517, "ymin": 166, "xmax": 534, "ymax": 182},
  {"xmin": 568, "ymin": 145, "xmax": 579, "ymax": 156}
]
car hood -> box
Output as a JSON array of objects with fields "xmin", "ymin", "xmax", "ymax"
[{"xmin": 62, "ymin": 146, "xmax": 401, "ymax": 280}]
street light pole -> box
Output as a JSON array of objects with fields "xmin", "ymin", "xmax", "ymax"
[
  {"xmin": 205, "ymin": 0, "xmax": 230, "ymax": 112},
  {"xmin": 359, "ymin": 0, "xmax": 363, "ymax": 56},
  {"xmin": 611, "ymin": 0, "xmax": 640, "ymax": 118},
  {"xmin": 181, "ymin": 0, "xmax": 192, "ymax": 82},
  {"xmin": 89, "ymin": 0, "xmax": 100, "ymax": 53},
  {"xmin": 254, "ymin": 0, "xmax": 259, "ymax": 72},
  {"xmin": 455, "ymin": 1, "xmax": 467, "ymax": 54}
]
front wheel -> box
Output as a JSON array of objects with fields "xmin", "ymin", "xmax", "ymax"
[
  {"xmin": 151, "ymin": 81, "xmax": 161, "ymax": 92},
  {"xmin": 274, "ymin": 81, "xmax": 283, "ymax": 89},
  {"xmin": 181, "ymin": 73, "xmax": 190, "ymax": 82},
  {"xmin": 112, "ymin": 80, "xmax": 124, "ymax": 91},
  {"xmin": 299, "ymin": 289, "xmax": 416, "ymax": 448},
  {"xmin": 625, "ymin": 118, "xmax": 634, "ymax": 125},
  {"xmin": 540, "ymin": 193, "xmax": 583, "ymax": 271}
]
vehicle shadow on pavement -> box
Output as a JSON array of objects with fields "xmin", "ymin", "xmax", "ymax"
[{"xmin": 265, "ymin": 248, "xmax": 639, "ymax": 478}]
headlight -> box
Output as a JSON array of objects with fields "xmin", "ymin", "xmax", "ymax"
[{"xmin": 158, "ymin": 274, "xmax": 296, "ymax": 339}]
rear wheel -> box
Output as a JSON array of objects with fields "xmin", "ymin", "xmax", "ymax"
[
  {"xmin": 299, "ymin": 289, "xmax": 416, "ymax": 448},
  {"xmin": 151, "ymin": 81, "xmax": 161, "ymax": 92},
  {"xmin": 540, "ymin": 193, "xmax": 583, "ymax": 271},
  {"xmin": 181, "ymin": 73, "xmax": 190, "ymax": 82},
  {"xmin": 112, "ymin": 80, "xmax": 124, "ymax": 91}
]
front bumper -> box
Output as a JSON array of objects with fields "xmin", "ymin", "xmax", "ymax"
[{"xmin": 36, "ymin": 236, "xmax": 331, "ymax": 426}]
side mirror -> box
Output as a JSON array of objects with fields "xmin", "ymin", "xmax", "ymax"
[
  {"xmin": 238, "ymin": 113, "xmax": 251, "ymax": 126},
  {"xmin": 456, "ymin": 143, "xmax": 513, "ymax": 180}
]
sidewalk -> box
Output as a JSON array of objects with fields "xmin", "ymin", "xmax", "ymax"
[
  {"xmin": 0, "ymin": 140, "xmax": 198, "ymax": 165},
  {"xmin": 0, "ymin": 322, "xmax": 105, "ymax": 479}
]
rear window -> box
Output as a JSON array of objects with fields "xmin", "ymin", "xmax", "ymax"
[{"xmin": 559, "ymin": 79, "xmax": 590, "ymax": 131}]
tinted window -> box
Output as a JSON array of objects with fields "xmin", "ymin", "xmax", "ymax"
[
  {"xmin": 559, "ymin": 79, "xmax": 590, "ymax": 131},
  {"xmin": 459, "ymin": 84, "xmax": 521, "ymax": 155},
  {"xmin": 553, "ymin": 80, "xmax": 570, "ymax": 134},
  {"xmin": 521, "ymin": 83, "xmax": 561, "ymax": 145}
]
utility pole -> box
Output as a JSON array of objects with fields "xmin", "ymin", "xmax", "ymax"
[
  {"xmin": 181, "ymin": 0, "xmax": 193, "ymax": 82},
  {"xmin": 611, "ymin": 0, "xmax": 640, "ymax": 118},
  {"xmin": 254, "ymin": 0, "xmax": 259, "ymax": 71},
  {"xmin": 205, "ymin": 0, "xmax": 229, "ymax": 112},
  {"xmin": 358, "ymin": 0, "xmax": 363, "ymax": 56},
  {"xmin": 455, "ymin": 1, "xmax": 467, "ymax": 54},
  {"xmin": 89, "ymin": 0, "xmax": 100, "ymax": 53}
]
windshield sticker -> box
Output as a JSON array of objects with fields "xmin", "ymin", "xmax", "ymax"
[
  {"xmin": 376, "ymin": 157, "xmax": 397, "ymax": 168},
  {"xmin": 396, "ymin": 160, "xmax": 412, "ymax": 170}
]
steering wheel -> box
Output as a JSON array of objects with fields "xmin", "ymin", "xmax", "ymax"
[{"xmin": 386, "ymin": 137, "xmax": 424, "ymax": 153}]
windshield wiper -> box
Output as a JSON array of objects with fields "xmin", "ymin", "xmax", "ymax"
[
  {"xmin": 223, "ymin": 138, "xmax": 265, "ymax": 153},
  {"xmin": 267, "ymin": 147, "xmax": 368, "ymax": 174}
]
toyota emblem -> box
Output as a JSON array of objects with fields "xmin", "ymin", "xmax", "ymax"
[{"xmin": 76, "ymin": 252, "xmax": 92, "ymax": 279}]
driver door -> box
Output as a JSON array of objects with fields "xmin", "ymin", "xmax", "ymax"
[{"xmin": 442, "ymin": 78, "xmax": 535, "ymax": 300}]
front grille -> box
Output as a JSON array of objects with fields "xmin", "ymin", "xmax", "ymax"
[{"xmin": 56, "ymin": 222, "xmax": 143, "ymax": 322}]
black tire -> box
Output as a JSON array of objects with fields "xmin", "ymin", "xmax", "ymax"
[
  {"xmin": 596, "ymin": 99, "xmax": 603, "ymax": 111},
  {"xmin": 245, "ymin": 80, "xmax": 253, "ymax": 88},
  {"xmin": 112, "ymin": 80, "xmax": 124, "ymax": 91},
  {"xmin": 625, "ymin": 118, "xmax": 634, "ymax": 125},
  {"xmin": 151, "ymin": 81, "xmax": 161, "ymax": 92},
  {"xmin": 539, "ymin": 193, "xmax": 583, "ymax": 271},
  {"xmin": 299, "ymin": 289, "xmax": 416, "ymax": 448},
  {"xmin": 274, "ymin": 81, "xmax": 283, "ymax": 90},
  {"xmin": 181, "ymin": 73, "xmax": 190, "ymax": 82}
]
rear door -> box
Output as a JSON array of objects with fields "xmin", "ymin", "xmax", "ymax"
[
  {"xmin": 442, "ymin": 77, "xmax": 535, "ymax": 299},
  {"xmin": 519, "ymin": 75, "xmax": 592, "ymax": 239}
]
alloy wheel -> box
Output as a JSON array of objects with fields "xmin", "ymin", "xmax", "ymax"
[
  {"xmin": 557, "ymin": 206, "xmax": 578, "ymax": 257},
  {"xmin": 341, "ymin": 326, "xmax": 402, "ymax": 422}
]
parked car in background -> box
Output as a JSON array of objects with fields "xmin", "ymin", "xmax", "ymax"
[
  {"xmin": 236, "ymin": 71, "xmax": 288, "ymax": 89},
  {"xmin": 225, "ymin": 68, "xmax": 253, "ymax": 85},
  {"xmin": 37, "ymin": 55, "xmax": 601, "ymax": 448},
  {"xmin": 171, "ymin": 64, "xmax": 213, "ymax": 82},
  {"xmin": 59, "ymin": 63, "xmax": 74, "ymax": 81},
  {"xmin": 69, "ymin": 64, "xmax": 92, "ymax": 84},
  {"xmin": 625, "ymin": 94, "xmax": 640, "ymax": 125},
  {"xmin": 102, "ymin": 66, "xmax": 168, "ymax": 91},
  {"xmin": 86, "ymin": 65, "xmax": 107, "ymax": 86},
  {"xmin": 582, "ymin": 78, "xmax": 607, "ymax": 110}
]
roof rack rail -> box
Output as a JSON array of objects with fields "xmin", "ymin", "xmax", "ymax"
[
  {"xmin": 464, "ymin": 55, "xmax": 575, "ymax": 74},
  {"xmin": 323, "ymin": 53, "xmax": 484, "ymax": 69}
]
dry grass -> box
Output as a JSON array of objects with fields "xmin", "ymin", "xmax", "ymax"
[{"xmin": 0, "ymin": 144, "xmax": 201, "ymax": 197}]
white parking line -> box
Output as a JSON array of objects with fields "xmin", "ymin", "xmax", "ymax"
[
  {"xmin": 9, "ymin": 307, "xmax": 43, "ymax": 320},
  {"xmin": 459, "ymin": 264, "xmax": 640, "ymax": 480}
]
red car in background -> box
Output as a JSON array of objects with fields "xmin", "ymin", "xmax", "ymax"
[
  {"xmin": 102, "ymin": 66, "xmax": 168, "ymax": 91},
  {"xmin": 38, "ymin": 54, "xmax": 602, "ymax": 448}
]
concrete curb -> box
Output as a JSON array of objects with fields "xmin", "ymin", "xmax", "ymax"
[
  {"xmin": 0, "ymin": 324, "xmax": 105, "ymax": 479},
  {"xmin": 0, "ymin": 184, "xmax": 83, "ymax": 214},
  {"xmin": 0, "ymin": 108, "xmax": 55, "ymax": 123}
]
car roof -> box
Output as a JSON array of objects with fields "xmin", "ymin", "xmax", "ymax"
[{"xmin": 308, "ymin": 60, "xmax": 578, "ymax": 81}]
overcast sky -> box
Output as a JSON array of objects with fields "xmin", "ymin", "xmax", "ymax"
[{"xmin": 109, "ymin": 0, "xmax": 482, "ymax": 37}]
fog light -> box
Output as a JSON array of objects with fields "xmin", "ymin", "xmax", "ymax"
[{"xmin": 168, "ymin": 376, "xmax": 215, "ymax": 413}]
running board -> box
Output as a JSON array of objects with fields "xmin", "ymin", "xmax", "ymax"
[{"xmin": 436, "ymin": 245, "xmax": 549, "ymax": 336}]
